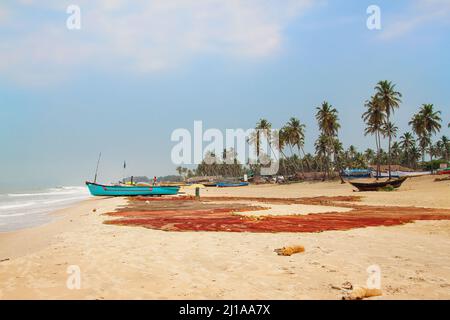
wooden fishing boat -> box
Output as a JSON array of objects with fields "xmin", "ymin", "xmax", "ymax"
[
  {"xmin": 203, "ymin": 183, "xmax": 218, "ymax": 187},
  {"xmin": 217, "ymin": 182, "xmax": 249, "ymax": 188},
  {"xmin": 348, "ymin": 177, "xmax": 408, "ymax": 192},
  {"xmin": 86, "ymin": 181, "xmax": 180, "ymax": 196}
]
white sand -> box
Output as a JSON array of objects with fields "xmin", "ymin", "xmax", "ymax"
[{"xmin": 0, "ymin": 175, "xmax": 449, "ymax": 299}]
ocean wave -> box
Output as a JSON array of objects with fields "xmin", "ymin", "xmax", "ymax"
[
  {"xmin": 0, "ymin": 212, "xmax": 36, "ymax": 218},
  {"xmin": 0, "ymin": 202, "xmax": 37, "ymax": 211},
  {"xmin": 7, "ymin": 187, "xmax": 87, "ymax": 198},
  {"xmin": 0, "ymin": 186, "xmax": 89, "ymax": 230},
  {"xmin": 40, "ymin": 196, "xmax": 88, "ymax": 205}
]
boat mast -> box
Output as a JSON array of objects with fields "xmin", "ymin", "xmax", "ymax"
[
  {"xmin": 94, "ymin": 152, "xmax": 102, "ymax": 183},
  {"xmin": 123, "ymin": 160, "xmax": 126, "ymax": 184}
]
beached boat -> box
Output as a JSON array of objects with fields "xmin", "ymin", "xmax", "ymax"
[
  {"xmin": 86, "ymin": 181, "xmax": 180, "ymax": 196},
  {"xmin": 217, "ymin": 182, "xmax": 249, "ymax": 188},
  {"xmin": 203, "ymin": 183, "xmax": 218, "ymax": 187},
  {"xmin": 437, "ymin": 167, "xmax": 450, "ymax": 175},
  {"xmin": 348, "ymin": 177, "xmax": 408, "ymax": 192}
]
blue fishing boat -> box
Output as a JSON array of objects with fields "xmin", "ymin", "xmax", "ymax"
[
  {"xmin": 217, "ymin": 182, "xmax": 249, "ymax": 188},
  {"xmin": 86, "ymin": 181, "xmax": 180, "ymax": 196},
  {"xmin": 341, "ymin": 169, "xmax": 372, "ymax": 178}
]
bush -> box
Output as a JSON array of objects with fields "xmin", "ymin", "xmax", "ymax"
[
  {"xmin": 420, "ymin": 159, "xmax": 449, "ymax": 171},
  {"xmin": 379, "ymin": 185, "xmax": 395, "ymax": 192}
]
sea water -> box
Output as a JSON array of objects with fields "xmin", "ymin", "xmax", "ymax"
[{"xmin": 0, "ymin": 186, "xmax": 90, "ymax": 232}]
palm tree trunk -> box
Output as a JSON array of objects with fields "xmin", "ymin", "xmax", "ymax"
[
  {"xmin": 301, "ymin": 147, "xmax": 311, "ymax": 171},
  {"xmin": 297, "ymin": 147, "xmax": 305, "ymax": 174},
  {"xmin": 326, "ymin": 148, "xmax": 331, "ymax": 180},
  {"xmin": 388, "ymin": 134, "xmax": 392, "ymax": 180},
  {"xmin": 285, "ymin": 144, "xmax": 299, "ymax": 174},
  {"xmin": 375, "ymin": 130, "xmax": 380, "ymax": 180},
  {"xmin": 279, "ymin": 149, "xmax": 291, "ymax": 175}
]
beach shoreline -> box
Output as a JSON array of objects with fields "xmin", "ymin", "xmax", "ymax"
[{"xmin": 0, "ymin": 176, "xmax": 449, "ymax": 299}]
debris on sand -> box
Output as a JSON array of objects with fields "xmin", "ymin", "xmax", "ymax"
[
  {"xmin": 274, "ymin": 245, "xmax": 305, "ymax": 256},
  {"xmin": 330, "ymin": 281, "xmax": 353, "ymax": 291},
  {"xmin": 341, "ymin": 281, "xmax": 353, "ymax": 290},
  {"xmin": 330, "ymin": 285, "xmax": 342, "ymax": 290},
  {"xmin": 342, "ymin": 287, "xmax": 382, "ymax": 300},
  {"xmin": 330, "ymin": 281, "xmax": 353, "ymax": 295},
  {"xmin": 434, "ymin": 176, "xmax": 450, "ymax": 182}
]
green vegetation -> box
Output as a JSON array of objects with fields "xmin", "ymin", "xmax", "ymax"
[{"xmin": 176, "ymin": 80, "xmax": 447, "ymax": 179}]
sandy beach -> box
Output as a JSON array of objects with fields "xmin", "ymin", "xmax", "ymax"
[{"xmin": 1, "ymin": 175, "xmax": 449, "ymax": 300}]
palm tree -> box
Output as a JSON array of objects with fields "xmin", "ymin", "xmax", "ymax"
[
  {"xmin": 391, "ymin": 141, "xmax": 402, "ymax": 165},
  {"xmin": 399, "ymin": 132, "xmax": 415, "ymax": 151},
  {"xmin": 418, "ymin": 135, "xmax": 431, "ymax": 162},
  {"xmin": 409, "ymin": 104, "xmax": 442, "ymax": 161},
  {"xmin": 381, "ymin": 121, "xmax": 398, "ymax": 179},
  {"xmin": 362, "ymin": 95, "xmax": 386, "ymax": 179},
  {"xmin": 332, "ymin": 137, "xmax": 346, "ymax": 183},
  {"xmin": 283, "ymin": 117, "xmax": 307, "ymax": 173},
  {"xmin": 316, "ymin": 102, "xmax": 340, "ymax": 137},
  {"xmin": 284, "ymin": 117, "xmax": 306, "ymax": 158},
  {"xmin": 277, "ymin": 127, "xmax": 297, "ymax": 174},
  {"xmin": 375, "ymin": 80, "xmax": 402, "ymax": 179},
  {"xmin": 347, "ymin": 145, "xmax": 357, "ymax": 160},
  {"xmin": 375, "ymin": 81, "xmax": 402, "ymax": 119},
  {"xmin": 399, "ymin": 132, "xmax": 416, "ymax": 168},
  {"xmin": 314, "ymin": 134, "xmax": 329, "ymax": 179},
  {"xmin": 256, "ymin": 118, "xmax": 278, "ymax": 160},
  {"xmin": 316, "ymin": 101, "xmax": 340, "ymax": 178},
  {"xmin": 364, "ymin": 148, "xmax": 376, "ymax": 164},
  {"xmin": 410, "ymin": 145, "xmax": 422, "ymax": 169},
  {"xmin": 438, "ymin": 136, "xmax": 449, "ymax": 161},
  {"xmin": 248, "ymin": 118, "xmax": 273, "ymax": 167},
  {"xmin": 352, "ymin": 152, "xmax": 367, "ymax": 169},
  {"xmin": 428, "ymin": 144, "xmax": 440, "ymax": 162},
  {"xmin": 277, "ymin": 128, "xmax": 288, "ymax": 174},
  {"xmin": 181, "ymin": 167, "xmax": 188, "ymax": 180}
]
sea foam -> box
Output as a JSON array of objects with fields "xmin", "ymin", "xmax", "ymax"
[{"xmin": 0, "ymin": 186, "xmax": 90, "ymax": 232}]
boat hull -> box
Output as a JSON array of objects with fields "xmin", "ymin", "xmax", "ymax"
[
  {"xmin": 86, "ymin": 182, "xmax": 180, "ymax": 196},
  {"xmin": 349, "ymin": 177, "xmax": 408, "ymax": 192},
  {"xmin": 217, "ymin": 182, "xmax": 249, "ymax": 187},
  {"xmin": 438, "ymin": 169, "xmax": 450, "ymax": 175}
]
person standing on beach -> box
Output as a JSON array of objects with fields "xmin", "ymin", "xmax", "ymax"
[{"xmin": 153, "ymin": 176, "xmax": 157, "ymax": 185}]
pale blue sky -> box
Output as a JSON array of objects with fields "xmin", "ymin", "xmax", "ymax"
[{"xmin": 0, "ymin": 0, "xmax": 449, "ymax": 189}]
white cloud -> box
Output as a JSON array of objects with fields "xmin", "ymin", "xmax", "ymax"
[
  {"xmin": 0, "ymin": 0, "xmax": 313, "ymax": 85},
  {"xmin": 380, "ymin": 0, "xmax": 450, "ymax": 40}
]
